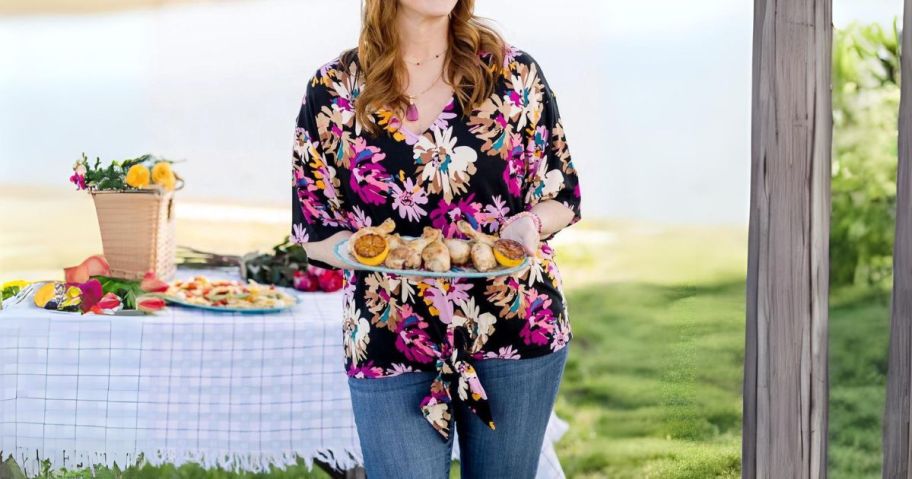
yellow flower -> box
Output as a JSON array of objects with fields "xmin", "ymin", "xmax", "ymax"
[
  {"xmin": 126, "ymin": 164, "xmax": 151, "ymax": 188},
  {"xmin": 2, "ymin": 280, "xmax": 30, "ymax": 301},
  {"xmin": 151, "ymin": 162, "xmax": 176, "ymax": 191},
  {"xmin": 2, "ymin": 280, "xmax": 29, "ymax": 291}
]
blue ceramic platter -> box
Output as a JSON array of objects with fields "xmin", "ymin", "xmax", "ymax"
[
  {"xmin": 162, "ymin": 293, "xmax": 297, "ymax": 314},
  {"xmin": 334, "ymin": 237, "xmax": 530, "ymax": 278}
]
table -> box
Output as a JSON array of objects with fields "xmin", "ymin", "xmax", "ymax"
[{"xmin": 0, "ymin": 269, "xmax": 568, "ymax": 478}]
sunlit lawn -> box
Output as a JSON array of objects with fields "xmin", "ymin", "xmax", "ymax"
[
  {"xmin": 551, "ymin": 222, "xmax": 745, "ymax": 479},
  {"xmin": 0, "ymin": 186, "xmax": 889, "ymax": 478},
  {"xmin": 828, "ymin": 285, "xmax": 890, "ymax": 479},
  {"xmin": 554, "ymin": 225, "xmax": 888, "ymax": 479}
]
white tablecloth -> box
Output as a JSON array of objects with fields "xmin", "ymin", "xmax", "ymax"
[{"xmin": 0, "ymin": 269, "xmax": 568, "ymax": 477}]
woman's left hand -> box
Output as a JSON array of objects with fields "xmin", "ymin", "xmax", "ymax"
[{"xmin": 499, "ymin": 216, "xmax": 540, "ymax": 256}]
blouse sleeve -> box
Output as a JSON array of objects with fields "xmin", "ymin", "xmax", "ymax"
[
  {"xmin": 523, "ymin": 55, "xmax": 582, "ymax": 234},
  {"xmin": 291, "ymin": 71, "xmax": 351, "ymax": 267}
]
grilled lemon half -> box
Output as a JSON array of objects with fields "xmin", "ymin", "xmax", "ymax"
[
  {"xmin": 352, "ymin": 234, "xmax": 390, "ymax": 266},
  {"xmin": 492, "ymin": 239, "xmax": 526, "ymax": 268}
]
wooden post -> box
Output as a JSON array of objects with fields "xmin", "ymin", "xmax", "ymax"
[
  {"xmin": 882, "ymin": 1, "xmax": 912, "ymax": 477},
  {"xmin": 742, "ymin": 0, "xmax": 832, "ymax": 478}
]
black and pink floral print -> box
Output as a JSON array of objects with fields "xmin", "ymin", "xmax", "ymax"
[{"xmin": 291, "ymin": 46, "xmax": 581, "ymax": 439}]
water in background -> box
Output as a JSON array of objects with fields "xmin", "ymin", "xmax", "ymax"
[{"xmin": 0, "ymin": 0, "xmax": 900, "ymax": 224}]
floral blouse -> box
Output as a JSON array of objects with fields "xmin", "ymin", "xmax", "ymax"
[{"xmin": 291, "ymin": 46, "xmax": 582, "ymax": 440}]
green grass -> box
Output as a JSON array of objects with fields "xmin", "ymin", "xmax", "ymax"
[
  {"xmin": 828, "ymin": 285, "xmax": 891, "ymax": 479},
  {"xmin": 0, "ymin": 221, "xmax": 892, "ymax": 477},
  {"xmin": 554, "ymin": 280, "xmax": 744, "ymax": 478}
]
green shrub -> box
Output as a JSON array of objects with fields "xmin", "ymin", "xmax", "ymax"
[{"xmin": 831, "ymin": 21, "xmax": 901, "ymax": 286}]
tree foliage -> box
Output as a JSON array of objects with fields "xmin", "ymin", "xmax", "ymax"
[{"xmin": 831, "ymin": 21, "xmax": 901, "ymax": 286}]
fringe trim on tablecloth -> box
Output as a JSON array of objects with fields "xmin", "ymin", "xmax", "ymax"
[
  {"xmin": 2, "ymin": 416, "xmax": 569, "ymax": 477},
  {"xmin": 2, "ymin": 446, "xmax": 365, "ymax": 477}
]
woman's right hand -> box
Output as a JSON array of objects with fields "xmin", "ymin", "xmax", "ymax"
[{"xmin": 300, "ymin": 230, "xmax": 357, "ymax": 271}]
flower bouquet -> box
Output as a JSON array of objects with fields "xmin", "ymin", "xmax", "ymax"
[
  {"xmin": 71, "ymin": 153, "xmax": 183, "ymax": 281},
  {"xmin": 32, "ymin": 272, "xmax": 167, "ymax": 315},
  {"xmin": 176, "ymin": 236, "xmax": 343, "ymax": 293}
]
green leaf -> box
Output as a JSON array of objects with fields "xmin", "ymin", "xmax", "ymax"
[
  {"xmin": 2, "ymin": 285, "xmax": 21, "ymax": 300},
  {"xmin": 831, "ymin": 20, "xmax": 902, "ymax": 286},
  {"xmin": 93, "ymin": 275, "xmax": 143, "ymax": 310}
]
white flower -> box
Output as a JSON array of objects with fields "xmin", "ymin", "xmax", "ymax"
[
  {"xmin": 457, "ymin": 375, "xmax": 469, "ymax": 401},
  {"xmin": 388, "ymin": 276, "xmax": 415, "ymax": 304},
  {"xmin": 451, "ymin": 314, "xmax": 468, "ymax": 329},
  {"xmin": 465, "ymin": 298, "xmax": 499, "ymax": 353},
  {"xmin": 413, "ymin": 126, "xmax": 478, "ymax": 202},
  {"xmin": 526, "ymin": 162, "xmax": 565, "ymax": 205},
  {"xmin": 459, "ymin": 297, "xmax": 497, "ymax": 343},
  {"xmin": 508, "ymin": 62, "xmax": 544, "ymax": 131},
  {"xmin": 525, "ymin": 259, "xmax": 545, "ymax": 287},
  {"xmin": 343, "ymin": 301, "xmax": 371, "ymax": 364},
  {"xmin": 423, "ymin": 401, "xmax": 450, "ymax": 429},
  {"xmin": 329, "ymin": 61, "xmax": 362, "ymax": 134}
]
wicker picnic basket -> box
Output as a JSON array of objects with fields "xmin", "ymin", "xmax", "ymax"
[{"xmin": 90, "ymin": 189, "xmax": 177, "ymax": 281}]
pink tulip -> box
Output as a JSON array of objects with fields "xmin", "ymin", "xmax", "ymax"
[
  {"xmin": 64, "ymin": 255, "xmax": 110, "ymax": 284},
  {"xmin": 136, "ymin": 295, "xmax": 166, "ymax": 312},
  {"xmin": 89, "ymin": 292, "xmax": 123, "ymax": 315},
  {"xmin": 140, "ymin": 271, "xmax": 169, "ymax": 293}
]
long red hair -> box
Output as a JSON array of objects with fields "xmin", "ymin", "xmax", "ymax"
[{"xmin": 347, "ymin": 0, "xmax": 506, "ymax": 135}]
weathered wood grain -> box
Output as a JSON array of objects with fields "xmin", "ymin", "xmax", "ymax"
[
  {"xmin": 882, "ymin": 1, "xmax": 912, "ymax": 477},
  {"xmin": 743, "ymin": 0, "xmax": 832, "ymax": 478}
]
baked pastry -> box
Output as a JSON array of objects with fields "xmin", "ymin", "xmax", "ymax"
[
  {"xmin": 422, "ymin": 235, "xmax": 452, "ymax": 272},
  {"xmin": 457, "ymin": 220, "xmax": 496, "ymax": 246},
  {"xmin": 444, "ymin": 238, "xmax": 471, "ymax": 266},
  {"xmin": 384, "ymin": 228, "xmax": 439, "ymax": 270},
  {"xmin": 383, "ymin": 234, "xmax": 409, "ymax": 269},
  {"xmin": 470, "ymin": 242, "xmax": 497, "ymax": 272},
  {"xmin": 457, "ymin": 221, "xmax": 499, "ymax": 272}
]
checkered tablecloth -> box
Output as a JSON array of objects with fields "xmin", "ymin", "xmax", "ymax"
[{"xmin": 0, "ymin": 269, "xmax": 568, "ymax": 477}]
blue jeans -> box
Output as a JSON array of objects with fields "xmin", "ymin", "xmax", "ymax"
[{"xmin": 347, "ymin": 344, "xmax": 569, "ymax": 479}]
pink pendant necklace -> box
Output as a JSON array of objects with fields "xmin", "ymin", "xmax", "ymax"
[{"xmin": 406, "ymin": 73, "xmax": 443, "ymax": 122}]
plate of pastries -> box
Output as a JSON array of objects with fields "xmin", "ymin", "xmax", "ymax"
[{"xmin": 334, "ymin": 219, "xmax": 530, "ymax": 278}]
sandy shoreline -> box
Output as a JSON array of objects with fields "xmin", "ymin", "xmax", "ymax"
[{"xmin": 1, "ymin": 184, "xmax": 289, "ymax": 280}]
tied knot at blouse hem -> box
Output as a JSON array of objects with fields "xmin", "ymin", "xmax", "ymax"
[{"xmin": 290, "ymin": 45, "xmax": 582, "ymax": 440}]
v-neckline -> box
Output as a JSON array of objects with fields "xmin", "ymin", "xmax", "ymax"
[{"xmin": 398, "ymin": 92, "xmax": 457, "ymax": 139}]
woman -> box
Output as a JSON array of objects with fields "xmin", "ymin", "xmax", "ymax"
[{"xmin": 291, "ymin": 0, "xmax": 581, "ymax": 477}]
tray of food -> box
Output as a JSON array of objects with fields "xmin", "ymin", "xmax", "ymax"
[
  {"xmin": 334, "ymin": 219, "xmax": 530, "ymax": 278},
  {"xmin": 161, "ymin": 276, "xmax": 297, "ymax": 313}
]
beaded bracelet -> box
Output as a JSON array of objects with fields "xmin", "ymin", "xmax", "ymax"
[{"xmin": 500, "ymin": 211, "xmax": 542, "ymax": 235}]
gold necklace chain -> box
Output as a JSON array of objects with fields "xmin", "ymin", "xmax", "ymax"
[
  {"xmin": 403, "ymin": 50, "xmax": 446, "ymax": 66},
  {"xmin": 406, "ymin": 72, "xmax": 443, "ymax": 100}
]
